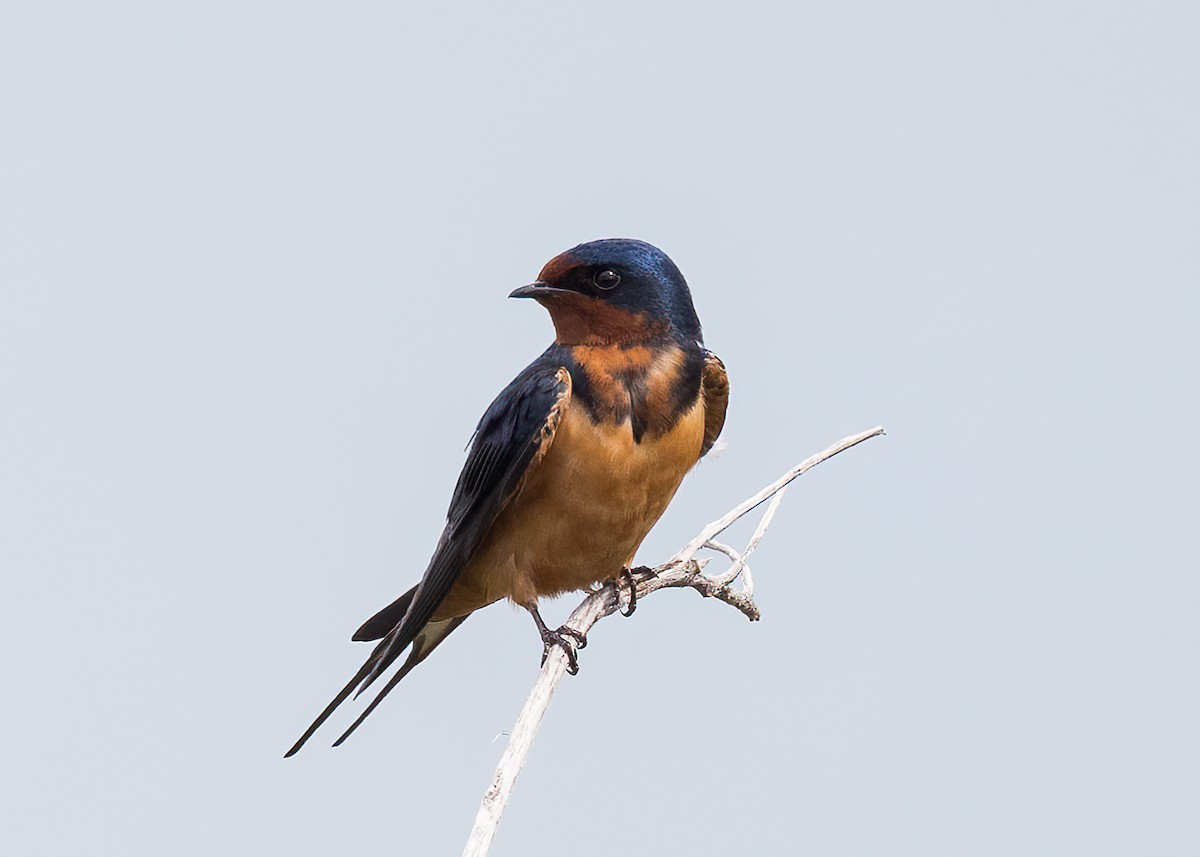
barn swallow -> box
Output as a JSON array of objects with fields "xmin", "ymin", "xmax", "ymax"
[{"xmin": 285, "ymin": 238, "xmax": 728, "ymax": 756}]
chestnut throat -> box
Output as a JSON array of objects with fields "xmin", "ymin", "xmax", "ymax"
[{"xmin": 543, "ymin": 293, "xmax": 671, "ymax": 347}]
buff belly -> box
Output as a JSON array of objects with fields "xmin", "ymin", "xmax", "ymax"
[{"xmin": 433, "ymin": 399, "xmax": 706, "ymax": 618}]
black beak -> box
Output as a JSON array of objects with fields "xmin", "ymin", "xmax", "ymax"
[{"xmin": 509, "ymin": 281, "xmax": 569, "ymax": 299}]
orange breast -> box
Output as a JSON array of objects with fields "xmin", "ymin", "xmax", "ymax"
[{"xmin": 436, "ymin": 396, "xmax": 706, "ymax": 616}]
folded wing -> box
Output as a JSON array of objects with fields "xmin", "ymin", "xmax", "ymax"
[{"xmin": 284, "ymin": 359, "xmax": 573, "ymax": 755}]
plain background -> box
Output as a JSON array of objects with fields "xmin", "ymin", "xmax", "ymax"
[{"xmin": 3, "ymin": 2, "xmax": 1197, "ymax": 855}]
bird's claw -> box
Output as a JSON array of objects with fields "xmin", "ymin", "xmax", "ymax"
[
  {"xmin": 559, "ymin": 625, "xmax": 587, "ymax": 649},
  {"xmin": 539, "ymin": 625, "xmax": 587, "ymax": 675},
  {"xmin": 618, "ymin": 565, "xmax": 656, "ymax": 617}
]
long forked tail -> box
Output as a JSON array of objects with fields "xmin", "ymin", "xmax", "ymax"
[
  {"xmin": 331, "ymin": 615, "xmax": 466, "ymax": 747},
  {"xmin": 284, "ymin": 589, "xmax": 469, "ymax": 757}
]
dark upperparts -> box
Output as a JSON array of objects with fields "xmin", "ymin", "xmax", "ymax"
[{"xmin": 510, "ymin": 239, "xmax": 704, "ymax": 347}]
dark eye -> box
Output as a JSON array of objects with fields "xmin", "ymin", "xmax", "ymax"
[{"xmin": 593, "ymin": 269, "xmax": 621, "ymax": 290}]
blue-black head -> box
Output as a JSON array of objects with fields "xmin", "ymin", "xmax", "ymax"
[{"xmin": 510, "ymin": 239, "xmax": 703, "ymax": 346}]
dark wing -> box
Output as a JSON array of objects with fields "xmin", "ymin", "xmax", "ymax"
[
  {"xmin": 362, "ymin": 362, "xmax": 572, "ymax": 685},
  {"xmin": 699, "ymin": 348, "xmax": 729, "ymax": 457},
  {"xmin": 284, "ymin": 360, "xmax": 572, "ymax": 756}
]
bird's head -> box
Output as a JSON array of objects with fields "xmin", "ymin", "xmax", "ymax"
[{"xmin": 510, "ymin": 239, "xmax": 702, "ymax": 346}]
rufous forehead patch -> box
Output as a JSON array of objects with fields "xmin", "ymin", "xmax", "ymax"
[{"xmin": 537, "ymin": 250, "xmax": 578, "ymax": 284}]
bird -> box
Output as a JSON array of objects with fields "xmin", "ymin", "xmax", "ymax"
[{"xmin": 285, "ymin": 238, "xmax": 728, "ymax": 756}]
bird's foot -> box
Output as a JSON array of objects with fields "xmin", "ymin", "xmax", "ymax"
[
  {"xmin": 524, "ymin": 602, "xmax": 587, "ymax": 674},
  {"xmin": 618, "ymin": 565, "xmax": 657, "ymax": 617},
  {"xmin": 540, "ymin": 625, "xmax": 587, "ymax": 675}
]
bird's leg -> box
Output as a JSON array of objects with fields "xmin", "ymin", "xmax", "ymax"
[
  {"xmin": 618, "ymin": 565, "xmax": 657, "ymax": 617},
  {"xmin": 524, "ymin": 603, "xmax": 586, "ymax": 675}
]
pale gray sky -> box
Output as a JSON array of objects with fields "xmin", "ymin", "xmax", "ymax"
[{"xmin": 2, "ymin": 2, "xmax": 1198, "ymax": 855}]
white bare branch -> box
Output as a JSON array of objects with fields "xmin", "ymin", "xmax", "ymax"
[
  {"xmin": 670, "ymin": 425, "xmax": 885, "ymax": 566},
  {"xmin": 460, "ymin": 425, "xmax": 885, "ymax": 857}
]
